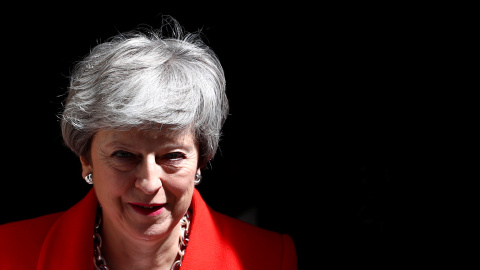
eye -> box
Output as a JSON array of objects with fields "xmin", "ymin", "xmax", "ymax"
[
  {"xmin": 110, "ymin": 150, "xmax": 139, "ymax": 171},
  {"xmin": 163, "ymin": 152, "xmax": 186, "ymax": 160},
  {"xmin": 112, "ymin": 150, "xmax": 136, "ymax": 159}
]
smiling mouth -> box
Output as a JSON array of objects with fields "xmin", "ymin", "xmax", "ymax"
[{"xmin": 129, "ymin": 203, "xmax": 165, "ymax": 216}]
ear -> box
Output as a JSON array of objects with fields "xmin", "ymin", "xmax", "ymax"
[
  {"xmin": 196, "ymin": 168, "xmax": 201, "ymax": 175},
  {"xmin": 80, "ymin": 155, "xmax": 93, "ymax": 179}
]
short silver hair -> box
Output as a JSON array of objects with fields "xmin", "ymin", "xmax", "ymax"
[{"xmin": 61, "ymin": 21, "xmax": 228, "ymax": 167}]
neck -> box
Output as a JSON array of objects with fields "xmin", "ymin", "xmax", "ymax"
[{"xmin": 100, "ymin": 216, "xmax": 181, "ymax": 270}]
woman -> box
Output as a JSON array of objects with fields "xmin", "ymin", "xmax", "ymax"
[{"xmin": 0, "ymin": 19, "xmax": 297, "ymax": 269}]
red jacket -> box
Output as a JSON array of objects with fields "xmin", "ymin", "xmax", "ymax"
[{"xmin": 0, "ymin": 189, "xmax": 297, "ymax": 269}]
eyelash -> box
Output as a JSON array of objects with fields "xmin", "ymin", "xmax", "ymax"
[
  {"xmin": 163, "ymin": 152, "xmax": 186, "ymax": 160},
  {"xmin": 112, "ymin": 150, "xmax": 136, "ymax": 159}
]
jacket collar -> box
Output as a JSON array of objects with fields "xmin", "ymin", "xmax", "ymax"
[
  {"xmin": 182, "ymin": 189, "xmax": 242, "ymax": 269},
  {"xmin": 37, "ymin": 189, "xmax": 97, "ymax": 270},
  {"xmin": 36, "ymin": 188, "xmax": 219, "ymax": 269}
]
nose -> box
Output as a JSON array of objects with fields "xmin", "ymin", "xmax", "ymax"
[{"xmin": 135, "ymin": 155, "xmax": 162, "ymax": 194}]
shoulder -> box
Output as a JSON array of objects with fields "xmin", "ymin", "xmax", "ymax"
[
  {"xmin": 212, "ymin": 210, "xmax": 297, "ymax": 268},
  {"xmin": 211, "ymin": 210, "xmax": 282, "ymax": 242},
  {"xmin": 0, "ymin": 212, "xmax": 63, "ymax": 245},
  {"xmin": 181, "ymin": 189, "xmax": 297, "ymax": 269},
  {"xmin": 0, "ymin": 212, "xmax": 63, "ymax": 268}
]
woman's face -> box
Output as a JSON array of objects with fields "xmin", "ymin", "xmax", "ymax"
[{"xmin": 81, "ymin": 128, "xmax": 199, "ymax": 241}]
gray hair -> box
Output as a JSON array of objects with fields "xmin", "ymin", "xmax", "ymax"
[{"xmin": 61, "ymin": 21, "xmax": 228, "ymax": 168}]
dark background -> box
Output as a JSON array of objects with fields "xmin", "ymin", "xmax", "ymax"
[{"xmin": 0, "ymin": 3, "xmax": 464, "ymax": 269}]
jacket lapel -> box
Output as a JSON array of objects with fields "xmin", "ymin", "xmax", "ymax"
[
  {"xmin": 181, "ymin": 189, "xmax": 243, "ymax": 269},
  {"xmin": 37, "ymin": 189, "xmax": 97, "ymax": 270}
]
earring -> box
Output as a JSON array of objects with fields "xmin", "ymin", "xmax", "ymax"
[
  {"xmin": 85, "ymin": 173, "xmax": 93, "ymax": 184},
  {"xmin": 194, "ymin": 174, "xmax": 202, "ymax": 185}
]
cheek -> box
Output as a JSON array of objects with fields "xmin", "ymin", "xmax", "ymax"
[
  {"xmin": 164, "ymin": 173, "xmax": 195, "ymax": 211},
  {"xmin": 165, "ymin": 175, "xmax": 194, "ymax": 198},
  {"xmin": 93, "ymin": 170, "xmax": 133, "ymax": 203},
  {"xmin": 164, "ymin": 158, "xmax": 198, "ymax": 192}
]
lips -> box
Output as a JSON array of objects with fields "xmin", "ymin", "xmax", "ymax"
[{"xmin": 129, "ymin": 202, "xmax": 165, "ymax": 216}]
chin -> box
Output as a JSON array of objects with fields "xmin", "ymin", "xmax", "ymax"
[{"xmin": 129, "ymin": 222, "xmax": 174, "ymax": 241}]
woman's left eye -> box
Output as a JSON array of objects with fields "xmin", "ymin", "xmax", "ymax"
[{"xmin": 163, "ymin": 152, "xmax": 185, "ymax": 160}]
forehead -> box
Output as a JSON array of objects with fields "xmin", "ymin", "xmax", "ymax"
[{"xmin": 94, "ymin": 128, "xmax": 196, "ymax": 147}]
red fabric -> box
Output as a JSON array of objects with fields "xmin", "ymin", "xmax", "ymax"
[{"xmin": 0, "ymin": 189, "xmax": 297, "ymax": 269}]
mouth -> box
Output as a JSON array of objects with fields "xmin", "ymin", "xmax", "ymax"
[{"xmin": 129, "ymin": 203, "xmax": 166, "ymax": 216}]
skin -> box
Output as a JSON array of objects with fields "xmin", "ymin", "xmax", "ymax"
[{"xmin": 80, "ymin": 128, "xmax": 200, "ymax": 270}]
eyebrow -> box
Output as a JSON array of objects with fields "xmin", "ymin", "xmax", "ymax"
[
  {"xmin": 103, "ymin": 140, "xmax": 134, "ymax": 149},
  {"xmin": 103, "ymin": 140, "xmax": 194, "ymax": 152}
]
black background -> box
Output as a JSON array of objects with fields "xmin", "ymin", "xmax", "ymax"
[{"xmin": 0, "ymin": 3, "xmax": 465, "ymax": 269}]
